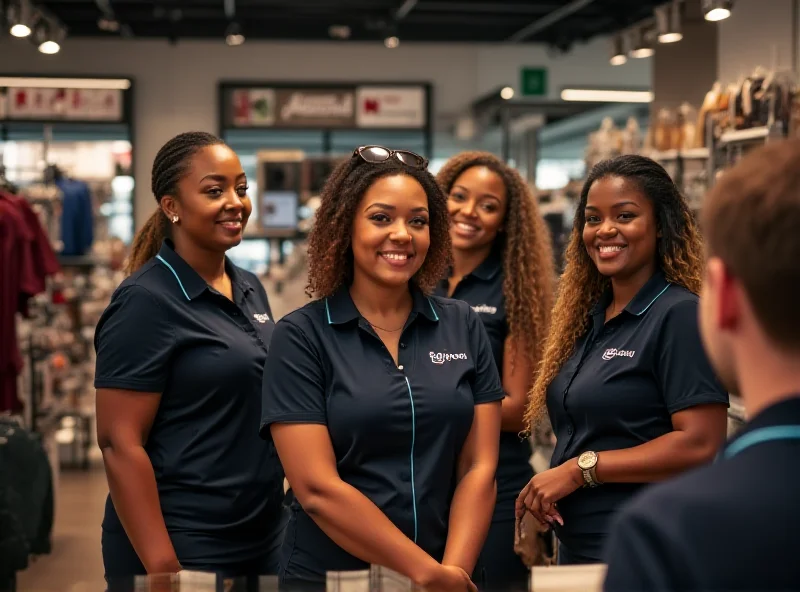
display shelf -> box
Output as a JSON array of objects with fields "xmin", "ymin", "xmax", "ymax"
[
  {"xmin": 719, "ymin": 126, "xmax": 770, "ymax": 144},
  {"xmin": 651, "ymin": 147, "xmax": 710, "ymax": 162}
]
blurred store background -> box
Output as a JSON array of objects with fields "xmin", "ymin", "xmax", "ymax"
[{"xmin": 0, "ymin": 0, "xmax": 783, "ymax": 589}]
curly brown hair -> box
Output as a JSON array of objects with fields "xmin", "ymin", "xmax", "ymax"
[
  {"xmin": 306, "ymin": 155, "xmax": 451, "ymax": 298},
  {"xmin": 523, "ymin": 155, "xmax": 705, "ymax": 432},
  {"xmin": 436, "ymin": 152, "xmax": 556, "ymax": 369}
]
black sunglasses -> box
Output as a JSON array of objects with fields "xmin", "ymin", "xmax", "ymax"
[{"xmin": 352, "ymin": 145, "xmax": 428, "ymax": 169}]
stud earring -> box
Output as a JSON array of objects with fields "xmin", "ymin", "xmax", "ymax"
[{"xmin": 171, "ymin": 215, "xmax": 179, "ymax": 224}]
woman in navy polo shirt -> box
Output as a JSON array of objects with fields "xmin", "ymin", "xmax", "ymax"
[
  {"xmin": 261, "ymin": 146, "xmax": 503, "ymax": 590},
  {"xmin": 434, "ymin": 152, "xmax": 555, "ymax": 588},
  {"xmin": 517, "ymin": 155, "xmax": 729, "ymax": 564},
  {"xmin": 94, "ymin": 132, "xmax": 286, "ymax": 579}
]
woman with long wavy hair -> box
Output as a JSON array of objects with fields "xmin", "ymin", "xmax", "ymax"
[
  {"xmin": 517, "ymin": 155, "xmax": 729, "ymax": 565},
  {"xmin": 435, "ymin": 152, "xmax": 555, "ymax": 589}
]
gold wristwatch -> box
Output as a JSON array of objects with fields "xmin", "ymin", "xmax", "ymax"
[{"xmin": 577, "ymin": 451, "xmax": 600, "ymax": 487}]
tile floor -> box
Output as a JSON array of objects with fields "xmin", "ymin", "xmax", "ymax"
[{"xmin": 17, "ymin": 467, "xmax": 108, "ymax": 592}]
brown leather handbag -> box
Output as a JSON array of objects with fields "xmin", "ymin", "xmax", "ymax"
[{"xmin": 513, "ymin": 512, "xmax": 557, "ymax": 567}]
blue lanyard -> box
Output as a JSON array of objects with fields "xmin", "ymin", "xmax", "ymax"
[{"xmin": 721, "ymin": 425, "xmax": 800, "ymax": 460}]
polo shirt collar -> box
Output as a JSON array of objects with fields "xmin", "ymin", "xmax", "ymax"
[
  {"xmin": 325, "ymin": 283, "xmax": 440, "ymax": 326},
  {"xmin": 155, "ymin": 239, "xmax": 252, "ymax": 301},
  {"xmin": 591, "ymin": 268, "xmax": 672, "ymax": 319},
  {"xmin": 445, "ymin": 244, "xmax": 503, "ymax": 283}
]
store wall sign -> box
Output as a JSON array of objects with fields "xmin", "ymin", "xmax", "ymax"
[
  {"xmin": 2, "ymin": 87, "xmax": 123, "ymax": 121},
  {"xmin": 231, "ymin": 89, "xmax": 276, "ymax": 127},
  {"xmin": 275, "ymin": 89, "xmax": 355, "ymax": 128},
  {"xmin": 356, "ymin": 87, "xmax": 426, "ymax": 129}
]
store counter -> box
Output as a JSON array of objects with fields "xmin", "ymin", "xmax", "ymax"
[{"xmin": 103, "ymin": 564, "xmax": 607, "ymax": 592}]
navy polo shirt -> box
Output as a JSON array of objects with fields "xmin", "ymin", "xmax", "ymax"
[
  {"xmin": 604, "ymin": 396, "xmax": 800, "ymax": 591},
  {"xmin": 434, "ymin": 247, "xmax": 534, "ymax": 512},
  {"xmin": 546, "ymin": 269, "xmax": 728, "ymax": 561},
  {"xmin": 260, "ymin": 285, "xmax": 504, "ymax": 582},
  {"xmin": 94, "ymin": 240, "xmax": 285, "ymax": 568}
]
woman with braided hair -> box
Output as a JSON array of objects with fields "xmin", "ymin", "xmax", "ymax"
[
  {"xmin": 94, "ymin": 132, "xmax": 286, "ymax": 580},
  {"xmin": 434, "ymin": 152, "xmax": 555, "ymax": 589},
  {"xmin": 516, "ymin": 155, "xmax": 729, "ymax": 565}
]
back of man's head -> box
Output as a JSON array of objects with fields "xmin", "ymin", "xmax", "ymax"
[{"xmin": 701, "ymin": 139, "xmax": 800, "ymax": 353}]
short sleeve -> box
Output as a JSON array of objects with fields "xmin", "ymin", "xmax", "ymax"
[
  {"xmin": 467, "ymin": 306, "xmax": 505, "ymax": 404},
  {"xmin": 93, "ymin": 285, "xmax": 175, "ymax": 392},
  {"xmin": 260, "ymin": 319, "xmax": 327, "ymax": 439},
  {"xmin": 655, "ymin": 299, "xmax": 729, "ymax": 414}
]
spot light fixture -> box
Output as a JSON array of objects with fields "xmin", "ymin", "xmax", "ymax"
[
  {"xmin": 703, "ymin": 0, "xmax": 733, "ymax": 22},
  {"xmin": 7, "ymin": 0, "xmax": 34, "ymax": 37},
  {"xmin": 628, "ymin": 28, "xmax": 654, "ymax": 59},
  {"xmin": 225, "ymin": 21, "xmax": 245, "ymax": 46},
  {"xmin": 500, "ymin": 86, "xmax": 515, "ymax": 100},
  {"xmin": 33, "ymin": 17, "xmax": 65, "ymax": 55},
  {"xmin": 384, "ymin": 35, "xmax": 400, "ymax": 48},
  {"xmin": 609, "ymin": 35, "xmax": 627, "ymax": 65},
  {"xmin": 656, "ymin": 0, "xmax": 683, "ymax": 43}
]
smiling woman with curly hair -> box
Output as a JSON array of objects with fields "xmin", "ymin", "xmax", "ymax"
[
  {"xmin": 435, "ymin": 151, "xmax": 555, "ymax": 589},
  {"xmin": 261, "ymin": 146, "xmax": 504, "ymax": 590},
  {"xmin": 516, "ymin": 155, "xmax": 729, "ymax": 565}
]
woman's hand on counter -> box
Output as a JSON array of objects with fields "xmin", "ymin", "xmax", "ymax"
[
  {"xmin": 515, "ymin": 459, "xmax": 583, "ymax": 525},
  {"xmin": 418, "ymin": 564, "xmax": 477, "ymax": 592}
]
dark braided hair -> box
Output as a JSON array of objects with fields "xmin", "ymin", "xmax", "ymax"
[
  {"xmin": 126, "ymin": 131, "xmax": 225, "ymax": 274},
  {"xmin": 524, "ymin": 154, "xmax": 704, "ymax": 431},
  {"xmin": 306, "ymin": 154, "xmax": 451, "ymax": 298}
]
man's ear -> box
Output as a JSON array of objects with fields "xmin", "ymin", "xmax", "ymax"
[{"xmin": 708, "ymin": 257, "xmax": 740, "ymax": 332}]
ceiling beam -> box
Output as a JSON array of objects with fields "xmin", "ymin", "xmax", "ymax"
[{"xmin": 506, "ymin": 0, "xmax": 597, "ymax": 42}]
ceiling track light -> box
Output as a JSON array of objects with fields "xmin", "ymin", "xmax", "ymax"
[
  {"xmin": 32, "ymin": 16, "xmax": 65, "ymax": 54},
  {"xmin": 225, "ymin": 21, "xmax": 245, "ymax": 46},
  {"xmin": 610, "ymin": 35, "xmax": 627, "ymax": 65},
  {"xmin": 703, "ymin": 0, "xmax": 733, "ymax": 21},
  {"xmin": 628, "ymin": 28, "xmax": 655, "ymax": 59},
  {"xmin": 7, "ymin": 0, "xmax": 34, "ymax": 38},
  {"xmin": 656, "ymin": 0, "xmax": 683, "ymax": 43}
]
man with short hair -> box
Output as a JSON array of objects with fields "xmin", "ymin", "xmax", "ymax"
[{"xmin": 603, "ymin": 140, "xmax": 800, "ymax": 591}]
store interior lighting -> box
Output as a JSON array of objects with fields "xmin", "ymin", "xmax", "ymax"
[
  {"xmin": 628, "ymin": 28, "xmax": 655, "ymax": 58},
  {"xmin": 32, "ymin": 16, "xmax": 65, "ymax": 55},
  {"xmin": 7, "ymin": 0, "xmax": 34, "ymax": 37},
  {"xmin": 610, "ymin": 35, "xmax": 627, "ymax": 65},
  {"xmin": 560, "ymin": 88, "xmax": 654, "ymax": 103},
  {"xmin": 384, "ymin": 35, "xmax": 400, "ymax": 48},
  {"xmin": 0, "ymin": 77, "xmax": 131, "ymax": 89},
  {"xmin": 500, "ymin": 86, "xmax": 515, "ymax": 100},
  {"xmin": 225, "ymin": 21, "xmax": 245, "ymax": 46},
  {"xmin": 703, "ymin": 0, "xmax": 733, "ymax": 21},
  {"xmin": 656, "ymin": 1, "xmax": 683, "ymax": 43}
]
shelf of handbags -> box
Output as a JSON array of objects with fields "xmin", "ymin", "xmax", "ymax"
[{"xmin": 645, "ymin": 67, "xmax": 800, "ymax": 210}]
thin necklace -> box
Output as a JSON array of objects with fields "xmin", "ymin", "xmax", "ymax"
[{"xmin": 366, "ymin": 319, "xmax": 405, "ymax": 333}]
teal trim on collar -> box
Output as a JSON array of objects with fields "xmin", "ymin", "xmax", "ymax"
[
  {"xmin": 325, "ymin": 299, "xmax": 333, "ymax": 325},
  {"xmin": 632, "ymin": 284, "xmax": 671, "ymax": 316},
  {"xmin": 427, "ymin": 298, "xmax": 440, "ymax": 321},
  {"xmin": 156, "ymin": 254, "xmax": 191, "ymax": 301}
]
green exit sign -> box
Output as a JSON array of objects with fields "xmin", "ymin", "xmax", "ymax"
[{"xmin": 521, "ymin": 68, "xmax": 548, "ymax": 97}]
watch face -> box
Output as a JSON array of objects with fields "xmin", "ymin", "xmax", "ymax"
[{"xmin": 578, "ymin": 451, "xmax": 598, "ymax": 469}]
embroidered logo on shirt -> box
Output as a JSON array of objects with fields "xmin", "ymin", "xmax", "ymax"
[
  {"xmin": 472, "ymin": 304, "xmax": 498, "ymax": 315},
  {"xmin": 429, "ymin": 352, "xmax": 468, "ymax": 365},
  {"xmin": 253, "ymin": 313, "xmax": 270, "ymax": 324},
  {"xmin": 602, "ymin": 348, "xmax": 635, "ymax": 360}
]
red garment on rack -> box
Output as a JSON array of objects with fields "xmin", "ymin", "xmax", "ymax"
[{"xmin": 0, "ymin": 190, "xmax": 60, "ymax": 413}]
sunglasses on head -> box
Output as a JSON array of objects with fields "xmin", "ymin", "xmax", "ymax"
[{"xmin": 352, "ymin": 145, "xmax": 428, "ymax": 169}]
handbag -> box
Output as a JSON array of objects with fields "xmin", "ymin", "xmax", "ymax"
[{"xmin": 513, "ymin": 511, "xmax": 557, "ymax": 567}]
